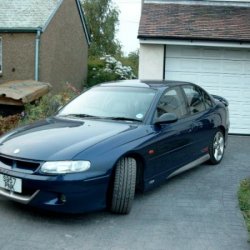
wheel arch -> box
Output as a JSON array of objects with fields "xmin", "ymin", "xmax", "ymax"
[{"xmin": 218, "ymin": 125, "xmax": 225, "ymax": 137}]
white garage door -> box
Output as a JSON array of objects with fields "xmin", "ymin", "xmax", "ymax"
[{"xmin": 165, "ymin": 45, "xmax": 250, "ymax": 134}]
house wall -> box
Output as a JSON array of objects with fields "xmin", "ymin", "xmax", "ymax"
[
  {"xmin": 0, "ymin": 33, "xmax": 35, "ymax": 84},
  {"xmin": 139, "ymin": 44, "xmax": 164, "ymax": 80},
  {"xmin": 39, "ymin": 0, "xmax": 89, "ymax": 92}
]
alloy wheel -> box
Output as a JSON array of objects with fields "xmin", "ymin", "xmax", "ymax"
[{"xmin": 213, "ymin": 131, "xmax": 224, "ymax": 162}]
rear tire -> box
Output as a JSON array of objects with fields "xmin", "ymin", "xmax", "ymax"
[
  {"xmin": 111, "ymin": 157, "xmax": 136, "ymax": 214},
  {"xmin": 209, "ymin": 130, "xmax": 225, "ymax": 165}
]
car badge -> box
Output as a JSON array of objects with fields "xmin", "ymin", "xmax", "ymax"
[{"xmin": 13, "ymin": 149, "xmax": 20, "ymax": 154}]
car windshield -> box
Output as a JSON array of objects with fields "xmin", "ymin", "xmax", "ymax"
[{"xmin": 58, "ymin": 86, "xmax": 157, "ymax": 122}]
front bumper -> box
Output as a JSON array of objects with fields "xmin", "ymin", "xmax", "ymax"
[{"xmin": 0, "ymin": 167, "xmax": 110, "ymax": 213}]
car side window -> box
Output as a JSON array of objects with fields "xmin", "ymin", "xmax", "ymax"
[
  {"xmin": 183, "ymin": 85, "xmax": 206, "ymax": 114},
  {"xmin": 202, "ymin": 91, "xmax": 213, "ymax": 109},
  {"xmin": 156, "ymin": 88, "xmax": 187, "ymax": 119}
]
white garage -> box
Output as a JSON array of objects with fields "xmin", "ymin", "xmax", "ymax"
[
  {"xmin": 165, "ymin": 45, "xmax": 250, "ymax": 134},
  {"xmin": 138, "ymin": 0, "xmax": 250, "ymax": 134}
]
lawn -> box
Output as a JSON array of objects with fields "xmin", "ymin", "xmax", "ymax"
[{"xmin": 238, "ymin": 178, "xmax": 250, "ymax": 241}]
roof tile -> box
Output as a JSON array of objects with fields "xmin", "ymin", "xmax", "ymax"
[
  {"xmin": 0, "ymin": 0, "xmax": 63, "ymax": 30},
  {"xmin": 138, "ymin": 3, "xmax": 250, "ymax": 42}
]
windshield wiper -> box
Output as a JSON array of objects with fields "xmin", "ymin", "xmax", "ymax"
[
  {"xmin": 59, "ymin": 114, "xmax": 142, "ymax": 122},
  {"xmin": 59, "ymin": 114, "xmax": 102, "ymax": 119},
  {"xmin": 107, "ymin": 117, "xmax": 142, "ymax": 122}
]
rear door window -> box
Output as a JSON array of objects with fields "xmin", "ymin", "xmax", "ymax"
[
  {"xmin": 202, "ymin": 91, "xmax": 214, "ymax": 109},
  {"xmin": 182, "ymin": 85, "xmax": 206, "ymax": 114}
]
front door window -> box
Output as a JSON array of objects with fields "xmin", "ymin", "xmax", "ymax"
[{"xmin": 156, "ymin": 87, "xmax": 188, "ymax": 119}]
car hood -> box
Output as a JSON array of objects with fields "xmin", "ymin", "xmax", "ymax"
[{"xmin": 0, "ymin": 117, "xmax": 141, "ymax": 161}]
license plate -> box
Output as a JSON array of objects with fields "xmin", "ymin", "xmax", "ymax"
[{"xmin": 0, "ymin": 174, "xmax": 22, "ymax": 193}]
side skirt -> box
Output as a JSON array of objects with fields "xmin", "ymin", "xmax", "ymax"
[{"xmin": 167, "ymin": 154, "xmax": 210, "ymax": 179}]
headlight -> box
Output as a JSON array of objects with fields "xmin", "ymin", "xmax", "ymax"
[{"xmin": 41, "ymin": 161, "xmax": 91, "ymax": 174}]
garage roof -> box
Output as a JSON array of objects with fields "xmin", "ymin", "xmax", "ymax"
[{"xmin": 138, "ymin": 1, "xmax": 250, "ymax": 42}]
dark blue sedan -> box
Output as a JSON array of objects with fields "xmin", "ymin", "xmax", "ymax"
[{"xmin": 0, "ymin": 80, "xmax": 229, "ymax": 214}]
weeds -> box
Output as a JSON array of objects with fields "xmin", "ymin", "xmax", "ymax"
[{"xmin": 0, "ymin": 83, "xmax": 79, "ymax": 135}]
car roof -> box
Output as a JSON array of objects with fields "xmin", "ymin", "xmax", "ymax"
[{"xmin": 97, "ymin": 80, "xmax": 193, "ymax": 89}]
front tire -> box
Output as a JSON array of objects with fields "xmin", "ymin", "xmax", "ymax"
[
  {"xmin": 209, "ymin": 130, "xmax": 225, "ymax": 165},
  {"xmin": 110, "ymin": 157, "xmax": 137, "ymax": 214}
]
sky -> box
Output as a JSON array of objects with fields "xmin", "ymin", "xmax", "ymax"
[{"xmin": 114, "ymin": 0, "xmax": 142, "ymax": 55}]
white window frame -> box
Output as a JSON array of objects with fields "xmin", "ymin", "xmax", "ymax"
[{"xmin": 0, "ymin": 37, "xmax": 2, "ymax": 74}]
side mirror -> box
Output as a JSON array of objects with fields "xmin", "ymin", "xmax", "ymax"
[{"xmin": 155, "ymin": 113, "xmax": 178, "ymax": 125}]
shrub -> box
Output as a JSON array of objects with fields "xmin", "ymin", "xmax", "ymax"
[
  {"xmin": 119, "ymin": 50, "xmax": 139, "ymax": 78},
  {"xmin": 87, "ymin": 55, "xmax": 136, "ymax": 87}
]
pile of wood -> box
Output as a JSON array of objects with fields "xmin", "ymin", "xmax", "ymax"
[{"xmin": 0, "ymin": 80, "xmax": 51, "ymax": 116}]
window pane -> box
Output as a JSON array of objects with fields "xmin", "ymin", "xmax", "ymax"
[
  {"xmin": 183, "ymin": 85, "xmax": 206, "ymax": 114},
  {"xmin": 156, "ymin": 88, "xmax": 187, "ymax": 118}
]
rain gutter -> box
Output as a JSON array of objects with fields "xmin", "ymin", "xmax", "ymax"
[{"xmin": 0, "ymin": 28, "xmax": 38, "ymax": 33}]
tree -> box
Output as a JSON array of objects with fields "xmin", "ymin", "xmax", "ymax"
[{"xmin": 82, "ymin": 0, "xmax": 122, "ymax": 57}]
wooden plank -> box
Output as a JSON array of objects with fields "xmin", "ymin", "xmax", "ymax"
[
  {"xmin": 0, "ymin": 80, "xmax": 51, "ymax": 105},
  {"xmin": 0, "ymin": 96, "xmax": 23, "ymax": 106}
]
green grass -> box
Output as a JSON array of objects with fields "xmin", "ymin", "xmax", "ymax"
[{"xmin": 238, "ymin": 178, "xmax": 250, "ymax": 240}]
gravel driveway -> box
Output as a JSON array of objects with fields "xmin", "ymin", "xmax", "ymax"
[{"xmin": 0, "ymin": 135, "xmax": 249, "ymax": 250}]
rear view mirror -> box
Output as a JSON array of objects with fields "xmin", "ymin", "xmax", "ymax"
[{"xmin": 155, "ymin": 113, "xmax": 178, "ymax": 125}]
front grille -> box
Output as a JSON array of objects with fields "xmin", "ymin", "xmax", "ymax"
[{"xmin": 0, "ymin": 155, "xmax": 41, "ymax": 173}]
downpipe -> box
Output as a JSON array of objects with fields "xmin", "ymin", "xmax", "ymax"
[{"xmin": 35, "ymin": 28, "xmax": 42, "ymax": 81}]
